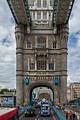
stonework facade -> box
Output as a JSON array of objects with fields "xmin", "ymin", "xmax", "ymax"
[
  {"xmin": 15, "ymin": 0, "xmax": 69, "ymax": 105},
  {"xmin": 67, "ymin": 83, "xmax": 80, "ymax": 101}
]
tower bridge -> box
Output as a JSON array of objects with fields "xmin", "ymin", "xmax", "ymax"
[{"xmin": 7, "ymin": 0, "xmax": 75, "ymax": 105}]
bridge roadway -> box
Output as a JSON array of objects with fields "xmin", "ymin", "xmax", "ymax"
[{"xmin": 20, "ymin": 108, "xmax": 59, "ymax": 120}]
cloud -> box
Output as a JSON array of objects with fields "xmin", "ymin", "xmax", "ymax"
[
  {"xmin": 69, "ymin": 0, "xmax": 80, "ymax": 34},
  {"xmin": 67, "ymin": 0, "xmax": 80, "ymax": 85},
  {"xmin": 0, "ymin": 0, "xmax": 16, "ymax": 89}
]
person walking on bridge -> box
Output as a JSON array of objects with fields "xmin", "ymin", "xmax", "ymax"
[
  {"xmin": 66, "ymin": 111, "xmax": 69, "ymax": 120},
  {"xmin": 72, "ymin": 112, "xmax": 75, "ymax": 120},
  {"xmin": 69, "ymin": 111, "xmax": 73, "ymax": 120}
]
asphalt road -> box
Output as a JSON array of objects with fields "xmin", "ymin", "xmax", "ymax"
[
  {"xmin": 20, "ymin": 108, "xmax": 57, "ymax": 120},
  {"xmin": 20, "ymin": 114, "xmax": 53, "ymax": 120}
]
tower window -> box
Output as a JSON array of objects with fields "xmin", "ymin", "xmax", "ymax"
[
  {"xmin": 33, "ymin": 12, "xmax": 35, "ymax": 20},
  {"xmin": 43, "ymin": 0, "xmax": 47, "ymax": 8},
  {"xmin": 49, "ymin": 63, "xmax": 54, "ymax": 70},
  {"xmin": 43, "ymin": 12, "xmax": 47, "ymax": 20},
  {"xmin": 49, "ymin": 12, "xmax": 51, "ymax": 20},
  {"xmin": 50, "ymin": 0, "xmax": 53, "ymax": 6},
  {"xmin": 27, "ymin": 41, "xmax": 32, "ymax": 49},
  {"xmin": 37, "ymin": 38, "xmax": 46, "ymax": 48},
  {"xmin": 37, "ymin": 12, "xmax": 41, "ymax": 21},
  {"xmin": 30, "ymin": 63, "xmax": 35, "ymax": 70},
  {"xmin": 37, "ymin": 0, "xmax": 41, "ymax": 8},
  {"xmin": 37, "ymin": 60, "xmax": 46, "ymax": 70},
  {"xmin": 53, "ymin": 42, "xmax": 57, "ymax": 49}
]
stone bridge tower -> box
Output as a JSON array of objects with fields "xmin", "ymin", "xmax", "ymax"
[{"xmin": 7, "ymin": 0, "xmax": 75, "ymax": 105}]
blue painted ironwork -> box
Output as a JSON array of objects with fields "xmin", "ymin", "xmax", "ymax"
[
  {"xmin": 54, "ymin": 76, "xmax": 59, "ymax": 85},
  {"xmin": 66, "ymin": 0, "xmax": 75, "ymax": 23},
  {"xmin": 18, "ymin": 105, "xmax": 32, "ymax": 115},
  {"xmin": 74, "ymin": 100, "xmax": 79, "ymax": 106},
  {"xmin": 52, "ymin": 0, "xmax": 59, "ymax": 26},
  {"xmin": 52, "ymin": 106, "xmax": 66, "ymax": 120},
  {"xmin": 7, "ymin": 0, "xmax": 18, "ymax": 23},
  {"xmin": 51, "ymin": 101, "xmax": 54, "ymax": 106},
  {"xmin": 23, "ymin": 0, "xmax": 32, "ymax": 26},
  {"xmin": 52, "ymin": 0, "xmax": 75, "ymax": 25},
  {"xmin": 7, "ymin": 0, "xmax": 32, "ymax": 26},
  {"xmin": 25, "ymin": 76, "xmax": 29, "ymax": 85},
  {"xmin": 30, "ymin": 99, "xmax": 33, "ymax": 106}
]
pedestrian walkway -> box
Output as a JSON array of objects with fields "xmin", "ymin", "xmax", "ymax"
[
  {"xmin": 60, "ymin": 108, "xmax": 79, "ymax": 120},
  {"xmin": 51, "ymin": 108, "xmax": 59, "ymax": 120}
]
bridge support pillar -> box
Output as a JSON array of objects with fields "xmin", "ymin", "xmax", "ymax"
[
  {"xmin": 15, "ymin": 24, "xmax": 24, "ymax": 105},
  {"xmin": 60, "ymin": 76, "xmax": 67, "ymax": 105}
]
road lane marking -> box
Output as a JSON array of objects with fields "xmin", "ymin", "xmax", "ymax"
[
  {"xmin": 37, "ymin": 113, "xmax": 39, "ymax": 117},
  {"xmin": 19, "ymin": 113, "xmax": 25, "ymax": 120}
]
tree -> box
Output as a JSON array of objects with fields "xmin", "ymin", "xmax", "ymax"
[{"xmin": 0, "ymin": 88, "xmax": 9, "ymax": 94}]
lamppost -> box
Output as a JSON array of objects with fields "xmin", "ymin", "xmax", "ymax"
[
  {"xmin": 24, "ymin": 76, "xmax": 30, "ymax": 105},
  {"xmin": 54, "ymin": 76, "xmax": 60, "ymax": 105},
  {"xmin": 25, "ymin": 76, "xmax": 29, "ymax": 85}
]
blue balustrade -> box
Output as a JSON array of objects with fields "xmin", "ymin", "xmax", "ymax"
[
  {"xmin": 52, "ymin": 106, "xmax": 66, "ymax": 120},
  {"xmin": 51, "ymin": 101, "xmax": 54, "ymax": 106},
  {"xmin": 18, "ymin": 105, "xmax": 32, "ymax": 115}
]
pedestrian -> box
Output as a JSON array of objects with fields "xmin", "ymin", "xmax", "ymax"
[
  {"xmin": 72, "ymin": 112, "xmax": 76, "ymax": 120},
  {"xmin": 69, "ymin": 111, "xmax": 73, "ymax": 120},
  {"xmin": 75, "ymin": 112, "xmax": 79, "ymax": 120},
  {"xmin": 66, "ymin": 111, "xmax": 68, "ymax": 120}
]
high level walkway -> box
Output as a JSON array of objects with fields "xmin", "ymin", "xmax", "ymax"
[{"xmin": 7, "ymin": 0, "xmax": 75, "ymax": 26}]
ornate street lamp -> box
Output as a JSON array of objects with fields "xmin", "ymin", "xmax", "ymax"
[
  {"xmin": 53, "ymin": 76, "xmax": 60, "ymax": 104},
  {"xmin": 25, "ymin": 76, "xmax": 29, "ymax": 85},
  {"xmin": 54, "ymin": 76, "xmax": 59, "ymax": 85}
]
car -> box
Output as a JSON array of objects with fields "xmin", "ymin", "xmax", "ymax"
[
  {"xmin": 35, "ymin": 101, "xmax": 41, "ymax": 108},
  {"xmin": 25, "ymin": 108, "xmax": 35, "ymax": 117}
]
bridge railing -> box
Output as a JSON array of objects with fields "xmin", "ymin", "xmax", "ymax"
[
  {"xmin": 18, "ymin": 105, "xmax": 32, "ymax": 115},
  {"xmin": 52, "ymin": 106, "xmax": 66, "ymax": 120}
]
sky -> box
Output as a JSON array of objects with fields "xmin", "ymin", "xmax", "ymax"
[{"xmin": 0, "ymin": 0, "xmax": 80, "ymax": 89}]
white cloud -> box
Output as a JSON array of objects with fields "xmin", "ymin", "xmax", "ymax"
[
  {"xmin": 69, "ymin": 0, "xmax": 80, "ymax": 34},
  {"xmin": 67, "ymin": 0, "xmax": 80, "ymax": 85},
  {"xmin": 0, "ymin": 0, "xmax": 16, "ymax": 89}
]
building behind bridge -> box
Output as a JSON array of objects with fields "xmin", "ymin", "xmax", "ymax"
[{"xmin": 67, "ymin": 82, "xmax": 80, "ymax": 101}]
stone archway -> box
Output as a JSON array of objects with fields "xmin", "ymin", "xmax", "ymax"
[
  {"xmin": 39, "ymin": 93, "xmax": 51, "ymax": 100},
  {"xmin": 26, "ymin": 82, "xmax": 55, "ymax": 105}
]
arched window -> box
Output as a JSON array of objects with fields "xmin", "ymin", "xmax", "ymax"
[{"xmin": 37, "ymin": 37, "xmax": 46, "ymax": 48}]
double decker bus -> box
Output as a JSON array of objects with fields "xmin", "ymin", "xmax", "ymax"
[
  {"xmin": 0, "ymin": 107, "xmax": 18, "ymax": 120},
  {"xmin": 40, "ymin": 101, "xmax": 50, "ymax": 116}
]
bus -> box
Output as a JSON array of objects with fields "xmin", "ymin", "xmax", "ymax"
[
  {"xmin": 0, "ymin": 107, "xmax": 18, "ymax": 120},
  {"xmin": 40, "ymin": 102, "xmax": 50, "ymax": 116}
]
